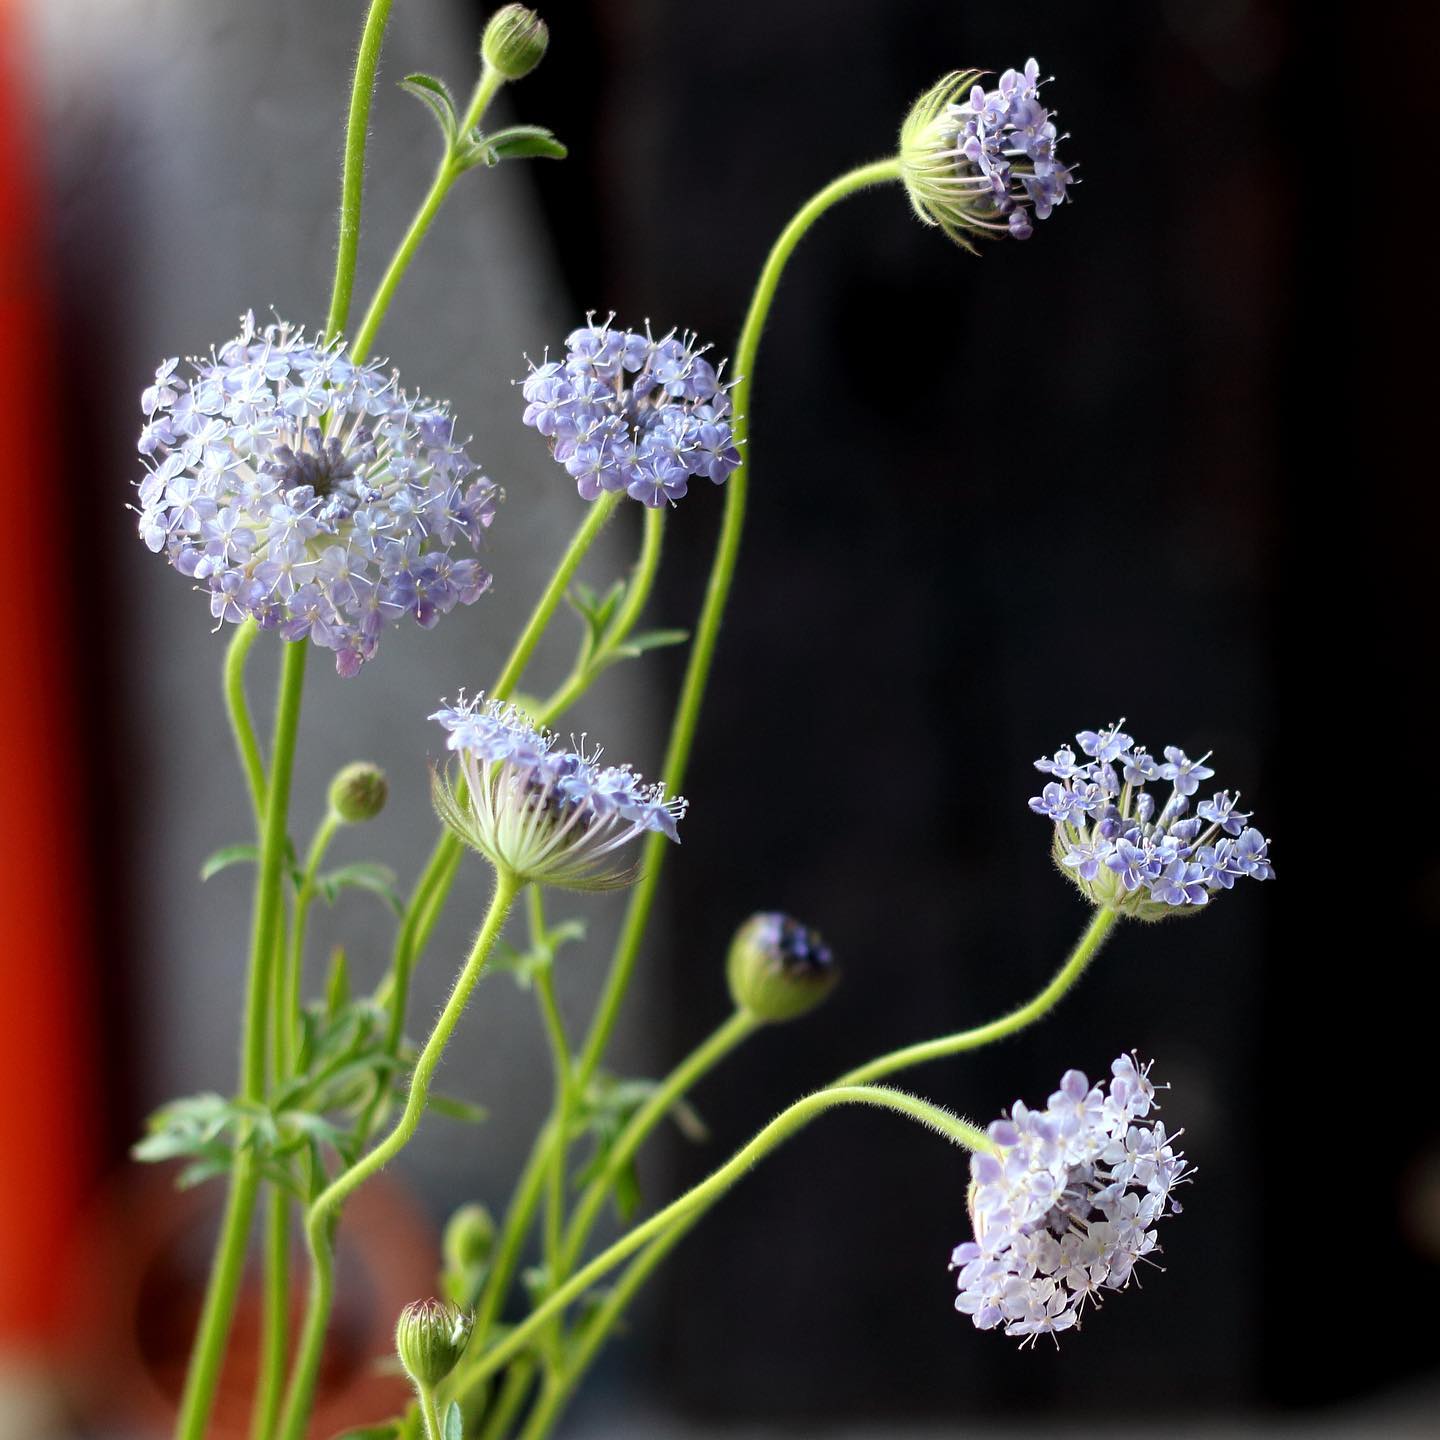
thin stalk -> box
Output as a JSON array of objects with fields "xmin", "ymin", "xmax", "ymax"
[
  {"xmin": 348, "ymin": 65, "xmax": 505, "ymax": 363},
  {"xmin": 175, "ymin": 640, "xmax": 308, "ymax": 1440},
  {"xmin": 223, "ymin": 619, "xmax": 266, "ymax": 825},
  {"xmin": 539, "ymin": 504, "xmax": 665, "ymax": 720},
  {"xmin": 572, "ymin": 159, "xmax": 904, "ymax": 1092},
  {"xmin": 462, "ymin": 1085, "xmax": 986, "ymax": 1391},
  {"xmin": 277, "ymin": 870, "xmax": 522, "ymax": 1440},
  {"xmin": 285, "ymin": 810, "xmax": 343, "ymax": 1065},
  {"xmin": 326, "ymin": 0, "xmax": 397, "ymax": 341},
  {"xmin": 835, "ymin": 906, "xmax": 1120, "ymax": 1087},
  {"xmin": 560, "ymin": 1008, "xmax": 758, "ymax": 1272}
]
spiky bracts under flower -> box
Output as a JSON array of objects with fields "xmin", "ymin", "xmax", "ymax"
[
  {"xmin": 134, "ymin": 313, "xmax": 500, "ymax": 676},
  {"xmin": 431, "ymin": 693, "xmax": 685, "ymax": 890},
  {"xmin": 1029, "ymin": 720, "xmax": 1274, "ymax": 921},
  {"xmin": 901, "ymin": 59, "xmax": 1074, "ymax": 249},
  {"xmin": 519, "ymin": 316, "xmax": 741, "ymax": 508},
  {"xmin": 952, "ymin": 1054, "xmax": 1189, "ymax": 1346}
]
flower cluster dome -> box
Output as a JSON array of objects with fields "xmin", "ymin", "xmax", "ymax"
[
  {"xmin": 1029, "ymin": 720, "xmax": 1274, "ymax": 920},
  {"xmin": 901, "ymin": 59, "xmax": 1074, "ymax": 246},
  {"xmin": 952, "ymin": 1054, "xmax": 1188, "ymax": 1345},
  {"xmin": 135, "ymin": 313, "xmax": 499, "ymax": 676},
  {"xmin": 519, "ymin": 317, "xmax": 741, "ymax": 508},
  {"xmin": 431, "ymin": 693, "xmax": 686, "ymax": 890}
]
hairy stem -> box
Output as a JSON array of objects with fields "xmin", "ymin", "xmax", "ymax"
[
  {"xmin": 835, "ymin": 906, "xmax": 1120, "ymax": 1087},
  {"xmin": 572, "ymin": 158, "xmax": 904, "ymax": 1092}
]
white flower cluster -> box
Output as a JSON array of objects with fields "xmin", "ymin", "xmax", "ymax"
[{"xmin": 951, "ymin": 1054, "xmax": 1188, "ymax": 1345}]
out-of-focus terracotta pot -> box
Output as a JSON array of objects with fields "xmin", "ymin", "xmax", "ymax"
[{"xmin": 68, "ymin": 1164, "xmax": 434, "ymax": 1438}]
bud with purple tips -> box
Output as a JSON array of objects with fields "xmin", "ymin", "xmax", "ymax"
[{"xmin": 726, "ymin": 912, "xmax": 837, "ymax": 1023}]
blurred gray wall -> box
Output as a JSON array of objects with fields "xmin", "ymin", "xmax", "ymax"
[{"xmin": 33, "ymin": 0, "xmax": 664, "ymax": 1245}]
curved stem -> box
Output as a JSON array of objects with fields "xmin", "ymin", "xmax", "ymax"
[
  {"xmin": 223, "ymin": 619, "xmax": 266, "ymax": 826},
  {"xmin": 572, "ymin": 158, "xmax": 904, "ymax": 1093},
  {"xmin": 835, "ymin": 906, "xmax": 1120, "ymax": 1088},
  {"xmin": 176, "ymin": 640, "xmax": 308, "ymax": 1440},
  {"xmin": 560, "ymin": 1008, "xmax": 757, "ymax": 1273},
  {"xmin": 326, "ymin": 0, "xmax": 397, "ymax": 342},
  {"xmin": 349, "ymin": 65, "xmax": 505, "ymax": 363},
  {"xmin": 277, "ymin": 870, "xmax": 522, "ymax": 1440},
  {"xmin": 462, "ymin": 1085, "xmax": 986, "ymax": 1392}
]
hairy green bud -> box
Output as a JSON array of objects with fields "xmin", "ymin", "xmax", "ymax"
[
  {"xmin": 482, "ymin": 5, "xmax": 549, "ymax": 80},
  {"xmin": 328, "ymin": 761, "xmax": 388, "ymax": 824},
  {"xmin": 395, "ymin": 1298, "xmax": 472, "ymax": 1387}
]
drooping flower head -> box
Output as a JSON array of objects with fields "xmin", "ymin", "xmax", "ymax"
[
  {"xmin": 1029, "ymin": 720, "xmax": 1274, "ymax": 921},
  {"xmin": 952, "ymin": 1053, "xmax": 1189, "ymax": 1346},
  {"xmin": 431, "ymin": 693, "xmax": 686, "ymax": 889},
  {"xmin": 900, "ymin": 60, "xmax": 1074, "ymax": 249},
  {"xmin": 519, "ymin": 316, "xmax": 741, "ymax": 508},
  {"xmin": 134, "ymin": 313, "xmax": 500, "ymax": 676}
]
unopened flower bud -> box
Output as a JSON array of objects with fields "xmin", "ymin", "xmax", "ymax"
[
  {"xmin": 482, "ymin": 5, "xmax": 549, "ymax": 80},
  {"xmin": 444, "ymin": 1202, "xmax": 496, "ymax": 1274},
  {"xmin": 395, "ymin": 1298, "xmax": 472, "ymax": 1387},
  {"xmin": 328, "ymin": 761, "xmax": 388, "ymax": 824},
  {"xmin": 726, "ymin": 912, "xmax": 837, "ymax": 1024}
]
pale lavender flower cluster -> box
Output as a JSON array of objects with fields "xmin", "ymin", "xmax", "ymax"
[
  {"xmin": 135, "ymin": 313, "xmax": 499, "ymax": 676},
  {"xmin": 1028, "ymin": 720, "xmax": 1274, "ymax": 921},
  {"xmin": 946, "ymin": 60, "xmax": 1074, "ymax": 239},
  {"xmin": 952, "ymin": 1054, "xmax": 1188, "ymax": 1345},
  {"xmin": 900, "ymin": 60, "xmax": 1073, "ymax": 248},
  {"xmin": 519, "ymin": 318, "xmax": 741, "ymax": 508},
  {"xmin": 431, "ymin": 693, "xmax": 686, "ymax": 889}
]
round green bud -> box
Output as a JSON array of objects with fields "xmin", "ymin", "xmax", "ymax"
[
  {"xmin": 482, "ymin": 5, "xmax": 549, "ymax": 80},
  {"xmin": 726, "ymin": 912, "xmax": 838, "ymax": 1024},
  {"xmin": 443, "ymin": 1202, "xmax": 496, "ymax": 1274},
  {"xmin": 395, "ymin": 1298, "xmax": 472, "ymax": 1387},
  {"xmin": 328, "ymin": 761, "xmax": 388, "ymax": 824}
]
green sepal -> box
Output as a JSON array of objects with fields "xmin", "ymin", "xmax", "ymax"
[
  {"xmin": 399, "ymin": 72, "xmax": 458, "ymax": 145},
  {"xmin": 199, "ymin": 843, "xmax": 258, "ymax": 881},
  {"xmin": 442, "ymin": 1402, "xmax": 463, "ymax": 1440},
  {"xmin": 456, "ymin": 123, "xmax": 567, "ymax": 171}
]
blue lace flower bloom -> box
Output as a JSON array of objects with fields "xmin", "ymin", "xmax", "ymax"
[
  {"xmin": 901, "ymin": 59, "xmax": 1075, "ymax": 250},
  {"xmin": 134, "ymin": 313, "xmax": 500, "ymax": 676},
  {"xmin": 519, "ymin": 317, "xmax": 741, "ymax": 508},
  {"xmin": 1029, "ymin": 720, "xmax": 1274, "ymax": 920},
  {"xmin": 951, "ymin": 1054, "xmax": 1188, "ymax": 1346},
  {"xmin": 431, "ymin": 693, "xmax": 686, "ymax": 890}
]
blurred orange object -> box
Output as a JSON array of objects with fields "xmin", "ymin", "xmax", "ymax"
[{"xmin": 0, "ymin": 2, "xmax": 99, "ymax": 1350}]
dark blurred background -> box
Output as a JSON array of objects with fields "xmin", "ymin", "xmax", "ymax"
[{"xmin": 4, "ymin": 0, "xmax": 1436, "ymax": 1435}]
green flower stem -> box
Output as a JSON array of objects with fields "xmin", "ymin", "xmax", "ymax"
[
  {"xmin": 223, "ymin": 619, "xmax": 267, "ymax": 826},
  {"xmin": 348, "ymin": 64, "xmax": 506, "ymax": 364},
  {"xmin": 835, "ymin": 906, "xmax": 1121, "ymax": 1088},
  {"xmin": 285, "ymin": 809, "xmax": 343, "ymax": 1065},
  {"xmin": 560, "ymin": 1008, "xmax": 759, "ymax": 1273},
  {"xmin": 539, "ymin": 504, "xmax": 666, "ymax": 720},
  {"xmin": 462, "ymin": 1085, "xmax": 988, "ymax": 1393},
  {"xmin": 533, "ymin": 961, "xmax": 571, "ymax": 1368},
  {"xmin": 277, "ymin": 869, "xmax": 522, "ymax": 1440},
  {"xmin": 367, "ymin": 491, "xmax": 624, "ymax": 1122},
  {"xmin": 175, "ymin": 640, "xmax": 308, "ymax": 1440},
  {"xmin": 251, "ymin": 1187, "xmax": 291, "ymax": 1440},
  {"xmin": 572, "ymin": 158, "xmax": 904, "ymax": 1094},
  {"xmin": 326, "ymin": 0, "xmax": 397, "ymax": 342},
  {"xmin": 416, "ymin": 1382, "xmax": 444, "ymax": 1440},
  {"xmin": 522, "ymin": 1207, "xmax": 697, "ymax": 1440},
  {"xmin": 475, "ymin": 1358, "xmax": 536, "ymax": 1440}
]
